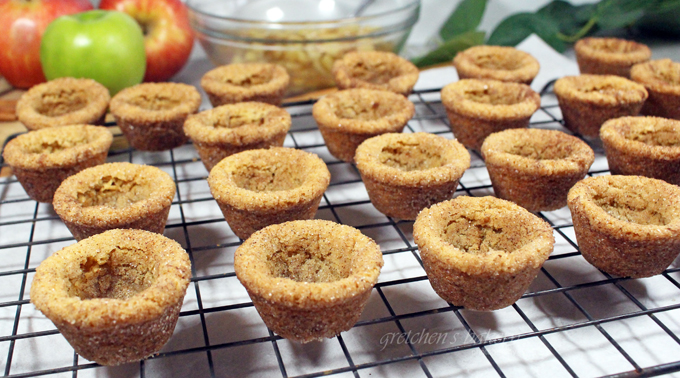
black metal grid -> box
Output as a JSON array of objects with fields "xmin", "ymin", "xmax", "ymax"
[{"xmin": 1, "ymin": 85, "xmax": 680, "ymax": 378}]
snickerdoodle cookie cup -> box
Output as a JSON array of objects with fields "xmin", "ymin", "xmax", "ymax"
[
  {"xmin": 441, "ymin": 79, "xmax": 541, "ymax": 151},
  {"xmin": 332, "ymin": 51, "xmax": 419, "ymax": 96},
  {"xmin": 452, "ymin": 45, "xmax": 540, "ymax": 85},
  {"xmin": 30, "ymin": 229, "xmax": 191, "ymax": 366},
  {"xmin": 183, "ymin": 102, "xmax": 291, "ymax": 172},
  {"xmin": 109, "ymin": 82, "xmax": 201, "ymax": 151},
  {"xmin": 355, "ymin": 132, "xmax": 470, "ymax": 220},
  {"xmin": 201, "ymin": 63, "xmax": 290, "ymax": 106},
  {"xmin": 601, "ymin": 116, "xmax": 680, "ymax": 185},
  {"xmin": 208, "ymin": 147, "xmax": 330, "ymax": 240},
  {"xmin": 554, "ymin": 74, "xmax": 648, "ymax": 138},
  {"xmin": 234, "ymin": 220, "xmax": 383, "ymax": 343},
  {"xmin": 481, "ymin": 128, "xmax": 594, "ymax": 212},
  {"xmin": 414, "ymin": 196, "xmax": 554, "ymax": 311},
  {"xmin": 312, "ymin": 88, "xmax": 415, "ymax": 162},
  {"xmin": 631, "ymin": 59, "xmax": 680, "ymax": 120},
  {"xmin": 52, "ymin": 162, "xmax": 176, "ymax": 241},
  {"xmin": 567, "ymin": 175, "xmax": 680, "ymax": 278},
  {"xmin": 575, "ymin": 37, "xmax": 651, "ymax": 78},
  {"xmin": 2, "ymin": 125, "xmax": 112, "ymax": 203},
  {"xmin": 16, "ymin": 77, "xmax": 110, "ymax": 131}
]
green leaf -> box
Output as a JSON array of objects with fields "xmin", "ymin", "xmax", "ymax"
[
  {"xmin": 594, "ymin": 0, "xmax": 649, "ymax": 29},
  {"xmin": 439, "ymin": 0, "xmax": 488, "ymax": 40},
  {"xmin": 488, "ymin": 12, "xmax": 567, "ymax": 52},
  {"xmin": 412, "ymin": 31, "xmax": 485, "ymax": 68},
  {"xmin": 537, "ymin": 1, "xmax": 593, "ymax": 36}
]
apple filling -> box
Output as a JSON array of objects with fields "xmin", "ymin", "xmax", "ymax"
[
  {"xmin": 232, "ymin": 159, "xmax": 305, "ymax": 193},
  {"xmin": 266, "ymin": 238, "xmax": 353, "ymax": 283},
  {"xmin": 36, "ymin": 88, "xmax": 89, "ymax": 117},
  {"xmin": 67, "ymin": 246, "xmax": 158, "ymax": 300},
  {"xmin": 77, "ymin": 176, "xmax": 151, "ymax": 208},
  {"xmin": 378, "ymin": 142, "xmax": 447, "ymax": 171}
]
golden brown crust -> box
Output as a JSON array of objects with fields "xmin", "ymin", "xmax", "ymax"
[
  {"xmin": 601, "ymin": 116, "xmax": 680, "ymax": 185},
  {"xmin": 567, "ymin": 175, "xmax": 680, "ymax": 278},
  {"xmin": 52, "ymin": 162, "xmax": 176, "ymax": 241},
  {"xmin": 441, "ymin": 79, "xmax": 540, "ymax": 151},
  {"xmin": 413, "ymin": 196, "xmax": 554, "ymax": 311},
  {"xmin": 630, "ymin": 59, "xmax": 680, "ymax": 120},
  {"xmin": 234, "ymin": 220, "xmax": 383, "ymax": 342},
  {"xmin": 575, "ymin": 37, "xmax": 651, "ymax": 78},
  {"xmin": 183, "ymin": 102, "xmax": 291, "ymax": 172},
  {"xmin": 452, "ymin": 46, "xmax": 540, "ymax": 85},
  {"xmin": 481, "ymin": 128, "xmax": 594, "ymax": 212},
  {"xmin": 332, "ymin": 51, "xmax": 419, "ymax": 96},
  {"xmin": 312, "ymin": 88, "xmax": 415, "ymax": 162},
  {"xmin": 554, "ymin": 74, "xmax": 648, "ymax": 138},
  {"xmin": 30, "ymin": 229, "xmax": 191, "ymax": 365},
  {"xmin": 109, "ymin": 82, "xmax": 201, "ymax": 151},
  {"xmin": 201, "ymin": 63, "xmax": 290, "ymax": 106},
  {"xmin": 2, "ymin": 125, "xmax": 112, "ymax": 203},
  {"xmin": 355, "ymin": 132, "xmax": 470, "ymax": 220},
  {"xmin": 16, "ymin": 78, "xmax": 110, "ymax": 131},
  {"xmin": 208, "ymin": 147, "xmax": 330, "ymax": 239}
]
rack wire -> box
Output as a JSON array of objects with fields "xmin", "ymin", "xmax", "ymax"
[{"xmin": 1, "ymin": 84, "xmax": 679, "ymax": 378}]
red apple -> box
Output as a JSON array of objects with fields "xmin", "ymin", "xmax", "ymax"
[
  {"xmin": 0, "ymin": 0, "xmax": 93, "ymax": 88},
  {"xmin": 99, "ymin": 0, "xmax": 194, "ymax": 82}
]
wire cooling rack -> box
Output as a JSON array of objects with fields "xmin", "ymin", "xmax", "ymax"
[{"xmin": 1, "ymin": 85, "xmax": 680, "ymax": 378}]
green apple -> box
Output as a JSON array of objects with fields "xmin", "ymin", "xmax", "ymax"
[{"xmin": 40, "ymin": 10, "xmax": 146, "ymax": 95}]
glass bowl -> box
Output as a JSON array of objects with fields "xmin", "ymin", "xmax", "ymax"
[{"xmin": 187, "ymin": 0, "xmax": 420, "ymax": 96}]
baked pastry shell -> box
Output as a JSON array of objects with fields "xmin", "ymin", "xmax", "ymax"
[
  {"xmin": 234, "ymin": 220, "xmax": 383, "ymax": 342},
  {"xmin": 567, "ymin": 175, "xmax": 680, "ymax": 278},
  {"xmin": 554, "ymin": 74, "xmax": 648, "ymax": 138},
  {"xmin": 29, "ymin": 229, "xmax": 191, "ymax": 365},
  {"xmin": 201, "ymin": 63, "xmax": 290, "ymax": 107},
  {"xmin": 452, "ymin": 45, "xmax": 540, "ymax": 85},
  {"xmin": 631, "ymin": 59, "xmax": 680, "ymax": 120},
  {"xmin": 355, "ymin": 132, "xmax": 470, "ymax": 220},
  {"xmin": 2, "ymin": 125, "xmax": 112, "ymax": 203},
  {"xmin": 575, "ymin": 37, "xmax": 651, "ymax": 78},
  {"xmin": 441, "ymin": 79, "xmax": 540, "ymax": 151},
  {"xmin": 332, "ymin": 51, "xmax": 419, "ymax": 96},
  {"xmin": 312, "ymin": 88, "xmax": 415, "ymax": 162},
  {"xmin": 52, "ymin": 162, "xmax": 176, "ymax": 241},
  {"xmin": 183, "ymin": 102, "xmax": 291, "ymax": 172},
  {"xmin": 601, "ymin": 116, "xmax": 680, "ymax": 185},
  {"xmin": 208, "ymin": 147, "xmax": 330, "ymax": 239},
  {"xmin": 413, "ymin": 196, "xmax": 554, "ymax": 311},
  {"xmin": 481, "ymin": 128, "xmax": 594, "ymax": 212},
  {"xmin": 110, "ymin": 82, "xmax": 201, "ymax": 151},
  {"xmin": 16, "ymin": 77, "xmax": 110, "ymax": 131}
]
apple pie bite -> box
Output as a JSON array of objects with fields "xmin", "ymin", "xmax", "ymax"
[
  {"xmin": 332, "ymin": 51, "xmax": 419, "ymax": 96},
  {"xmin": 201, "ymin": 63, "xmax": 290, "ymax": 106},
  {"xmin": 16, "ymin": 77, "xmax": 110, "ymax": 131},
  {"xmin": 453, "ymin": 45, "xmax": 540, "ymax": 85},
  {"xmin": 575, "ymin": 37, "xmax": 651, "ymax": 78}
]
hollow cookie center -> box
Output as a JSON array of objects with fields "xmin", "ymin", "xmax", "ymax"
[
  {"xmin": 232, "ymin": 161, "xmax": 306, "ymax": 192},
  {"xmin": 379, "ymin": 142, "xmax": 447, "ymax": 171},
  {"xmin": 627, "ymin": 126, "xmax": 680, "ymax": 147},
  {"xmin": 25, "ymin": 135, "xmax": 90, "ymax": 154},
  {"xmin": 592, "ymin": 188, "xmax": 671, "ymax": 226},
  {"xmin": 224, "ymin": 68, "xmax": 274, "ymax": 87},
  {"xmin": 37, "ymin": 89, "xmax": 89, "ymax": 117},
  {"xmin": 68, "ymin": 247, "xmax": 157, "ymax": 300},
  {"xmin": 505, "ymin": 141, "xmax": 574, "ymax": 160},
  {"xmin": 472, "ymin": 53, "xmax": 524, "ymax": 71},
  {"xmin": 77, "ymin": 176, "xmax": 151, "ymax": 208},
  {"xmin": 463, "ymin": 87, "xmax": 526, "ymax": 105},
  {"xmin": 266, "ymin": 240, "xmax": 353, "ymax": 283},
  {"xmin": 332, "ymin": 98, "xmax": 395, "ymax": 120},
  {"xmin": 128, "ymin": 94, "xmax": 183, "ymax": 111},
  {"xmin": 348, "ymin": 61, "xmax": 402, "ymax": 85},
  {"xmin": 442, "ymin": 215, "xmax": 529, "ymax": 255},
  {"xmin": 211, "ymin": 109, "xmax": 270, "ymax": 129}
]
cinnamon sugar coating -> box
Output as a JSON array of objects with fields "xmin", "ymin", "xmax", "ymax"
[
  {"xmin": 312, "ymin": 88, "xmax": 415, "ymax": 162},
  {"xmin": 183, "ymin": 102, "xmax": 291, "ymax": 172},
  {"xmin": 2, "ymin": 125, "xmax": 112, "ymax": 203},
  {"xmin": 355, "ymin": 132, "xmax": 470, "ymax": 220},
  {"xmin": 601, "ymin": 116, "xmax": 680, "ymax": 185},
  {"xmin": 452, "ymin": 46, "xmax": 540, "ymax": 85},
  {"xmin": 208, "ymin": 147, "xmax": 330, "ymax": 239},
  {"xmin": 30, "ymin": 229, "xmax": 191, "ymax": 365},
  {"xmin": 575, "ymin": 37, "xmax": 651, "ymax": 78},
  {"xmin": 554, "ymin": 75, "xmax": 648, "ymax": 138},
  {"xmin": 234, "ymin": 220, "xmax": 383, "ymax": 342},
  {"xmin": 332, "ymin": 51, "xmax": 419, "ymax": 96},
  {"xmin": 414, "ymin": 196, "xmax": 554, "ymax": 311},
  {"xmin": 631, "ymin": 59, "xmax": 680, "ymax": 120},
  {"xmin": 201, "ymin": 63, "xmax": 290, "ymax": 106},
  {"xmin": 481, "ymin": 128, "xmax": 594, "ymax": 212},
  {"xmin": 567, "ymin": 175, "xmax": 680, "ymax": 278},
  {"xmin": 52, "ymin": 162, "xmax": 176, "ymax": 241},
  {"xmin": 110, "ymin": 82, "xmax": 201, "ymax": 151},
  {"xmin": 16, "ymin": 78, "xmax": 110, "ymax": 131},
  {"xmin": 441, "ymin": 79, "xmax": 540, "ymax": 151}
]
